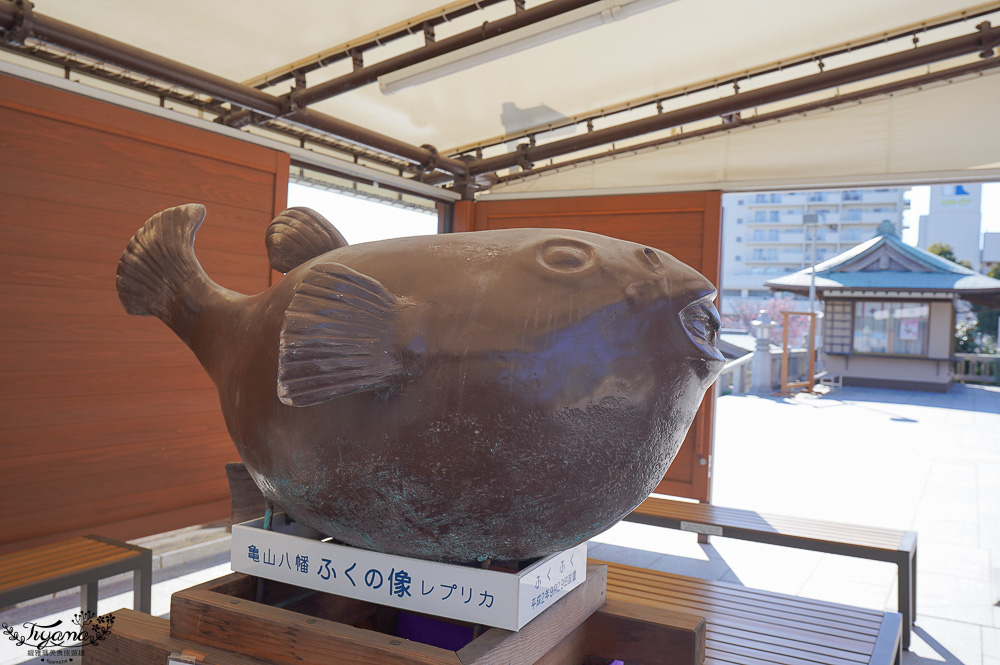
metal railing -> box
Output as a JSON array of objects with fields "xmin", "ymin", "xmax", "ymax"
[
  {"xmin": 716, "ymin": 348, "xmax": 814, "ymax": 395},
  {"xmin": 716, "ymin": 352, "xmax": 754, "ymax": 395},
  {"xmin": 954, "ymin": 353, "xmax": 1000, "ymax": 384}
]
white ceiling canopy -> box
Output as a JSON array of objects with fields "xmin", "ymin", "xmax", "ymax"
[{"xmin": 1, "ymin": 0, "xmax": 997, "ymax": 197}]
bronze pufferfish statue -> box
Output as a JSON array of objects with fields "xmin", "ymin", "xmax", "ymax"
[{"xmin": 117, "ymin": 204, "xmax": 724, "ymax": 563}]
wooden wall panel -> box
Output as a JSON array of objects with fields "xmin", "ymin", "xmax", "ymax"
[
  {"xmin": 456, "ymin": 192, "xmax": 722, "ymax": 502},
  {"xmin": 0, "ymin": 73, "xmax": 289, "ymax": 554}
]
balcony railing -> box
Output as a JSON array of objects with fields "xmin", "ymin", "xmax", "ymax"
[
  {"xmin": 747, "ymin": 232, "xmax": 806, "ymax": 244},
  {"xmin": 954, "ymin": 353, "xmax": 1000, "ymax": 384}
]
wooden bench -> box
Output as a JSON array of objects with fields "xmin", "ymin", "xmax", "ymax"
[
  {"xmin": 624, "ymin": 496, "xmax": 917, "ymax": 648},
  {"xmin": 597, "ymin": 559, "xmax": 902, "ymax": 665},
  {"xmin": 0, "ymin": 535, "xmax": 152, "ymax": 616}
]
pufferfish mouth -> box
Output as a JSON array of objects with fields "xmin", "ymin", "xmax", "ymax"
[{"xmin": 679, "ymin": 296, "xmax": 725, "ymax": 362}]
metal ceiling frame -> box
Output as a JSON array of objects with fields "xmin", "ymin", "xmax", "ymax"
[
  {"xmin": 460, "ymin": 22, "xmax": 999, "ymax": 177},
  {"xmin": 0, "ymin": 0, "xmax": 469, "ymax": 176},
  {"xmin": 444, "ymin": 3, "xmax": 1000, "ymax": 159},
  {"xmin": 488, "ymin": 57, "xmax": 1000, "ymax": 188},
  {"xmin": 242, "ymin": 0, "xmax": 513, "ymax": 91},
  {"xmin": 227, "ymin": 0, "xmax": 609, "ymax": 123},
  {"xmin": 1, "ymin": 0, "xmax": 997, "ymax": 200}
]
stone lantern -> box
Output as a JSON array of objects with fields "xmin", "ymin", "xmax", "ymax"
[{"xmin": 750, "ymin": 309, "xmax": 775, "ymax": 395}]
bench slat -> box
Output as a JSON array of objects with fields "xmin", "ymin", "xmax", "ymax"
[
  {"xmin": 625, "ymin": 495, "xmax": 916, "ymax": 651},
  {"xmin": 607, "ymin": 577, "xmax": 882, "ymax": 636},
  {"xmin": 0, "ymin": 540, "xmax": 130, "ymax": 578},
  {"xmin": 633, "ymin": 499, "xmax": 907, "ymax": 540},
  {"xmin": 706, "ymin": 638, "xmax": 866, "ymax": 665},
  {"xmin": 604, "ymin": 564, "xmax": 886, "ymax": 621},
  {"xmin": 709, "ymin": 626, "xmax": 871, "ymax": 663},
  {"xmin": 598, "ymin": 560, "xmax": 900, "ymax": 664},
  {"xmin": 705, "ymin": 645, "xmax": 858, "ymax": 665},
  {"xmin": 1, "ymin": 549, "xmax": 139, "ymax": 593},
  {"xmin": 0, "ymin": 538, "xmax": 111, "ymax": 568},
  {"xmin": 0, "ymin": 536, "xmax": 152, "ymax": 616},
  {"xmin": 606, "ymin": 583, "xmax": 879, "ymax": 651},
  {"xmin": 633, "ymin": 500, "xmax": 906, "ymax": 549}
]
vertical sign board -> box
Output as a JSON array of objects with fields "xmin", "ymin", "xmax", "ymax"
[
  {"xmin": 232, "ymin": 516, "xmax": 587, "ymax": 631},
  {"xmin": 452, "ymin": 192, "xmax": 722, "ymax": 502}
]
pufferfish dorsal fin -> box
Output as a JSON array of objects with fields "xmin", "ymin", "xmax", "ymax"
[
  {"xmin": 278, "ymin": 261, "xmax": 410, "ymax": 407},
  {"xmin": 265, "ymin": 207, "xmax": 349, "ymax": 273}
]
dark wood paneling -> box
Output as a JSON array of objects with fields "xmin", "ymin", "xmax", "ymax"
[
  {"xmin": 460, "ymin": 192, "xmax": 722, "ymax": 502},
  {"xmin": 0, "ymin": 72, "xmax": 289, "ymax": 553}
]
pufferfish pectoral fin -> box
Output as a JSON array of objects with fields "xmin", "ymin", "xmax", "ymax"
[{"xmin": 278, "ymin": 261, "xmax": 411, "ymax": 407}]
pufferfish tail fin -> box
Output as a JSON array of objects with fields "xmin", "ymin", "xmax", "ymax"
[
  {"xmin": 116, "ymin": 203, "xmax": 215, "ymax": 345},
  {"xmin": 265, "ymin": 207, "xmax": 349, "ymax": 274}
]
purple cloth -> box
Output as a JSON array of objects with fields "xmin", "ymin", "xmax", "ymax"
[{"xmin": 395, "ymin": 611, "xmax": 475, "ymax": 650}]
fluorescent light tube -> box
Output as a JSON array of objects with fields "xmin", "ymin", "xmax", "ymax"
[{"xmin": 379, "ymin": 0, "xmax": 678, "ymax": 94}]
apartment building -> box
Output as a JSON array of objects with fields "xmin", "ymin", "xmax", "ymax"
[{"xmin": 721, "ymin": 188, "xmax": 910, "ymax": 305}]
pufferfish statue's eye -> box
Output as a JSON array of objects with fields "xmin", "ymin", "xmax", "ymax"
[
  {"xmin": 640, "ymin": 247, "xmax": 663, "ymax": 268},
  {"xmin": 536, "ymin": 239, "xmax": 598, "ymax": 274}
]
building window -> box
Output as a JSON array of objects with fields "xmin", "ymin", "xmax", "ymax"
[
  {"xmin": 755, "ymin": 194, "xmax": 767, "ymax": 203},
  {"xmin": 852, "ymin": 301, "xmax": 929, "ymax": 356},
  {"xmin": 769, "ymin": 211, "xmax": 780, "ymax": 222},
  {"xmin": 845, "ymin": 209, "xmax": 862, "ymax": 221},
  {"xmin": 768, "ymin": 229, "xmax": 779, "ymax": 241},
  {"xmin": 755, "ymin": 210, "xmax": 766, "ymax": 222},
  {"xmin": 753, "ymin": 229, "xmax": 766, "ymax": 241},
  {"xmin": 809, "ymin": 192, "xmax": 827, "ymax": 202},
  {"xmin": 843, "ymin": 190, "xmax": 863, "ymax": 201},
  {"xmin": 734, "ymin": 255, "xmax": 742, "ymax": 261},
  {"xmin": 735, "ymin": 236, "xmax": 742, "ymax": 242},
  {"xmin": 770, "ymin": 193, "xmax": 782, "ymax": 203}
]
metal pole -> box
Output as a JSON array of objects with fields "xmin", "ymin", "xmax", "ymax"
[
  {"xmin": 781, "ymin": 312, "xmax": 790, "ymax": 395},
  {"xmin": 0, "ymin": 0, "xmax": 468, "ymax": 175},
  {"xmin": 465, "ymin": 22, "xmax": 999, "ymax": 176},
  {"xmin": 478, "ymin": 57, "xmax": 1000, "ymax": 188},
  {"xmin": 807, "ymin": 314, "xmax": 816, "ymax": 392},
  {"xmin": 804, "ymin": 213, "xmax": 819, "ymax": 315},
  {"xmin": 291, "ymin": 0, "xmax": 608, "ymax": 107}
]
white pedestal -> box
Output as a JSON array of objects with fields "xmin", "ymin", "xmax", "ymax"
[{"xmin": 231, "ymin": 515, "xmax": 587, "ymax": 631}]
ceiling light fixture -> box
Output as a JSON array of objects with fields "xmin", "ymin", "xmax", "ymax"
[{"xmin": 378, "ymin": 0, "xmax": 678, "ymax": 94}]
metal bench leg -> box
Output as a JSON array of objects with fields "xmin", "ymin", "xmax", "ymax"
[
  {"xmin": 134, "ymin": 551, "xmax": 153, "ymax": 614},
  {"xmin": 80, "ymin": 581, "xmax": 98, "ymax": 618},
  {"xmin": 898, "ymin": 548, "xmax": 915, "ymax": 650}
]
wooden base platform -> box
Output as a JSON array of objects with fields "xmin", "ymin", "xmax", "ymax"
[{"xmin": 83, "ymin": 565, "xmax": 706, "ymax": 665}]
